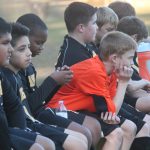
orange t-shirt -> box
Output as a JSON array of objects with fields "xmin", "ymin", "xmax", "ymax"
[{"xmin": 46, "ymin": 56, "xmax": 116, "ymax": 113}]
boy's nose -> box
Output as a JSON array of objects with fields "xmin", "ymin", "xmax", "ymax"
[
  {"xmin": 27, "ymin": 48, "xmax": 32, "ymax": 56},
  {"xmin": 8, "ymin": 44, "xmax": 14, "ymax": 53}
]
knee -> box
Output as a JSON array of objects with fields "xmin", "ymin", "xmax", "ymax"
[
  {"xmin": 64, "ymin": 135, "xmax": 88, "ymax": 150},
  {"xmin": 36, "ymin": 135, "xmax": 55, "ymax": 150},
  {"xmin": 75, "ymin": 131, "xmax": 89, "ymax": 145},
  {"xmin": 89, "ymin": 117, "xmax": 101, "ymax": 136},
  {"xmin": 29, "ymin": 143, "xmax": 44, "ymax": 150},
  {"xmin": 45, "ymin": 139, "xmax": 55, "ymax": 150},
  {"xmin": 68, "ymin": 122, "xmax": 92, "ymax": 145},
  {"xmin": 106, "ymin": 128, "xmax": 123, "ymax": 143},
  {"xmin": 122, "ymin": 120, "xmax": 137, "ymax": 139},
  {"xmin": 83, "ymin": 116, "xmax": 101, "ymax": 140},
  {"xmin": 141, "ymin": 123, "xmax": 150, "ymax": 134}
]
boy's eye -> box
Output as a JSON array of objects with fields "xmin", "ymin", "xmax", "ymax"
[
  {"xmin": 106, "ymin": 28, "xmax": 114, "ymax": 32},
  {"xmin": 3, "ymin": 40, "xmax": 10, "ymax": 45},
  {"xmin": 18, "ymin": 47, "xmax": 25, "ymax": 52}
]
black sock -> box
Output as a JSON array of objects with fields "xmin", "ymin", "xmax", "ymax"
[{"xmin": 130, "ymin": 137, "xmax": 150, "ymax": 150}]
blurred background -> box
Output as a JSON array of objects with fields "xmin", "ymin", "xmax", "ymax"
[{"xmin": 1, "ymin": 0, "xmax": 150, "ymax": 84}]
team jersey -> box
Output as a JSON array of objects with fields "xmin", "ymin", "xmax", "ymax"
[
  {"xmin": 55, "ymin": 35, "xmax": 97, "ymax": 68},
  {"xmin": 47, "ymin": 56, "xmax": 116, "ymax": 113}
]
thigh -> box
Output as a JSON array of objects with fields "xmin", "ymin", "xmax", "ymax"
[{"xmin": 119, "ymin": 107, "xmax": 145, "ymax": 133}]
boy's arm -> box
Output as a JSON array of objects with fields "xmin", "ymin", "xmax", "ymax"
[
  {"xmin": 127, "ymin": 79, "xmax": 150, "ymax": 92},
  {"xmin": 27, "ymin": 68, "xmax": 73, "ymax": 113},
  {"xmin": 113, "ymin": 66, "xmax": 133, "ymax": 113},
  {"xmin": 2, "ymin": 74, "xmax": 26, "ymax": 129}
]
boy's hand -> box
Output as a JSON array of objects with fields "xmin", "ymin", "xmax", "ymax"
[
  {"xmin": 51, "ymin": 66, "xmax": 73, "ymax": 85},
  {"xmin": 101, "ymin": 112, "xmax": 120, "ymax": 124},
  {"xmin": 116, "ymin": 65, "xmax": 133, "ymax": 83}
]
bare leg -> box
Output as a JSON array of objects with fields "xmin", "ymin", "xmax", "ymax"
[
  {"xmin": 82, "ymin": 116, "xmax": 101, "ymax": 146},
  {"xmin": 136, "ymin": 97, "xmax": 150, "ymax": 113},
  {"xmin": 102, "ymin": 128, "xmax": 123, "ymax": 150},
  {"xmin": 29, "ymin": 143, "xmax": 44, "ymax": 150},
  {"xmin": 120, "ymin": 120, "xmax": 137, "ymax": 150},
  {"xmin": 63, "ymin": 134, "xmax": 88, "ymax": 150},
  {"xmin": 35, "ymin": 135, "xmax": 55, "ymax": 150},
  {"xmin": 67, "ymin": 122, "xmax": 92, "ymax": 149},
  {"xmin": 136, "ymin": 123, "xmax": 150, "ymax": 138}
]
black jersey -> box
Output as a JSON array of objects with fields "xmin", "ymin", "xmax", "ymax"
[
  {"xmin": 55, "ymin": 35, "xmax": 97, "ymax": 68},
  {"xmin": 0, "ymin": 69, "xmax": 26, "ymax": 150},
  {"xmin": 19, "ymin": 63, "xmax": 59, "ymax": 116}
]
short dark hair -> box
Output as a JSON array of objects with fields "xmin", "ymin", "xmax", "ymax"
[
  {"xmin": 16, "ymin": 13, "xmax": 47, "ymax": 35},
  {"xmin": 11, "ymin": 22, "xmax": 30, "ymax": 47},
  {"xmin": 108, "ymin": 1, "xmax": 136, "ymax": 20},
  {"xmin": 64, "ymin": 2, "xmax": 97, "ymax": 32},
  {"xmin": 0, "ymin": 17, "xmax": 11, "ymax": 37},
  {"xmin": 117, "ymin": 16, "xmax": 148, "ymax": 42}
]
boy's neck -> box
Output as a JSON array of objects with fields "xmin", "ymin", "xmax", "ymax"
[
  {"xmin": 68, "ymin": 33, "xmax": 86, "ymax": 47},
  {"xmin": 6, "ymin": 64, "xmax": 19, "ymax": 74},
  {"xmin": 103, "ymin": 61, "xmax": 114, "ymax": 75}
]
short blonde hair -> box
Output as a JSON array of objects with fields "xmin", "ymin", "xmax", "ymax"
[
  {"xmin": 96, "ymin": 7, "xmax": 119, "ymax": 28},
  {"xmin": 99, "ymin": 31, "xmax": 137, "ymax": 60}
]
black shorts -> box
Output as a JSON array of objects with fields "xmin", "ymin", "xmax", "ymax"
[
  {"xmin": 124, "ymin": 94, "xmax": 138, "ymax": 108},
  {"xmin": 78, "ymin": 110, "xmax": 125, "ymax": 136},
  {"xmin": 27, "ymin": 119, "xmax": 68, "ymax": 144},
  {"xmin": 67, "ymin": 110, "xmax": 86, "ymax": 125},
  {"xmin": 119, "ymin": 106, "xmax": 145, "ymax": 133},
  {"xmin": 9, "ymin": 128, "xmax": 37, "ymax": 150},
  {"xmin": 122, "ymin": 102, "xmax": 146, "ymax": 120},
  {"xmin": 36, "ymin": 108, "xmax": 71, "ymax": 128}
]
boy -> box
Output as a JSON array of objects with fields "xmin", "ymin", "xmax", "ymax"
[
  {"xmin": 48, "ymin": 31, "xmax": 139, "ymax": 150},
  {"xmin": 108, "ymin": 1, "xmax": 136, "ymax": 20},
  {"xmin": 0, "ymin": 17, "xmax": 55, "ymax": 150},
  {"xmin": 52, "ymin": 3, "xmax": 146, "ymax": 150},
  {"xmin": 3, "ymin": 22, "xmax": 89, "ymax": 150},
  {"xmin": 95, "ymin": 10, "xmax": 150, "ymax": 149},
  {"xmin": 17, "ymin": 13, "xmax": 101, "ymax": 148},
  {"xmin": 55, "ymin": 2, "xmax": 98, "ymax": 68},
  {"xmin": 95, "ymin": 7, "xmax": 118, "ymax": 48},
  {"xmin": 117, "ymin": 16, "xmax": 150, "ymax": 112}
]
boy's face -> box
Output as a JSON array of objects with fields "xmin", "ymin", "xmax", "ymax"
[
  {"xmin": 114, "ymin": 49, "xmax": 135, "ymax": 70},
  {"xmin": 10, "ymin": 36, "xmax": 32, "ymax": 70},
  {"xmin": 96, "ymin": 23, "xmax": 116, "ymax": 43},
  {"xmin": 29, "ymin": 29, "xmax": 48, "ymax": 57},
  {"xmin": 83, "ymin": 13, "xmax": 98, "ymax": 43},
  {"xmin": 0, "ymin": 33, "xmax": 13, "ymax": 66}
]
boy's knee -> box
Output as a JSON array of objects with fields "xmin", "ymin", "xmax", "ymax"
[
  {"xmin": 83, "ymin": 116, "xmax": 101, "ymax": 138},
  {"xmin": 106, "ymin": 128, "xmax": 123, "ymax": 142},
  {"xmin": 122, "ymin": 120, "xmax": 137, "ymax": 138},
  {"xmin": 46, "ymin": 139, "xmax": 55, "ymax": 150},
  {"xmin": 140, "ymin": 123, "xmax": 150, "ymax": 134},
  {"xmin": 64, "ymin": 135, "xmax": 88, "ymax": 150},
  {"xmin": 29, "ymin": 143, "xmax": 44, "ymax": 150},
  {"xmin": 36, "ymin": 135, "xmax": 55, "ymax": 150}
]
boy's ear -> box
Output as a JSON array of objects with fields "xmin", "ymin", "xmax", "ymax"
[
  {"xmin": 109, "ymin": 54, "xmax": 118, "ymax": 64},
  {"xmin": 76, "ymin": 24, "xmax": 85, "ymax": 33}
]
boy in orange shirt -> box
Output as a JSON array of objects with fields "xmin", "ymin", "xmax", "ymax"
[{"xmin": 47, "ymin": 31, "xmax": 138, "ymax": 150}]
